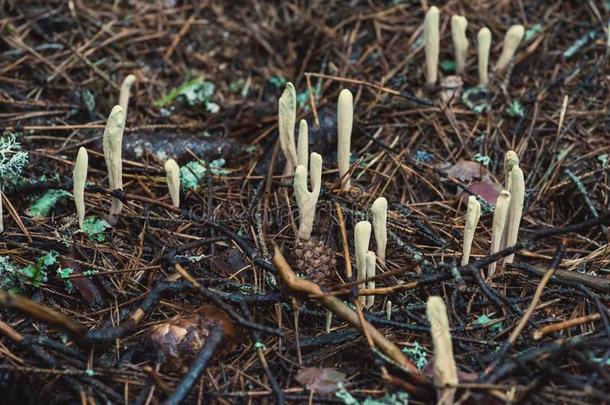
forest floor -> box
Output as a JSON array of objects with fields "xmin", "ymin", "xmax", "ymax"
[{"xmin": 1, "ymin": 1, "xmax": 610, "ymax": 404}]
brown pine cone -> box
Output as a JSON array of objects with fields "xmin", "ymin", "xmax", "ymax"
[
  {"xmin": 149, "ymin": 305, "xmax": 236, "ymax": 372},
  {"xmin": 291, "ymin": 238, "xmax": 338, "ymax": 288}
]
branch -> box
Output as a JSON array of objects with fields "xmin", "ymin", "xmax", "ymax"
[{"xmin": 272, "ymin": 245, "xmax": 427, "ymax": 385}]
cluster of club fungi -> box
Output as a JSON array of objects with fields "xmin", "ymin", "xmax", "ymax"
[{"xmin": 1, "ymin": 6, "xmax": 532, "ymax": 402}]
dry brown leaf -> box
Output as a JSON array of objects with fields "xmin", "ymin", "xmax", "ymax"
[
  {"xmin": 444, "ymin": 160, "xmax": 483, "ymax": 182},
  {"xmin": 296, "ymin": 367, "xmax": 347, "ymax": 395}
]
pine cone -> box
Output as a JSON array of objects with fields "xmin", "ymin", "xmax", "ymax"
[
  {"xmin": 291, "ymin": 238, "xmax": 337, "ymax": 288},
  {"xmin": 149, "ymin": 305, "xmax": 236, "ymax": 372}
]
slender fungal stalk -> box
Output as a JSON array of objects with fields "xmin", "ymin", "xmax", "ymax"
[
  {"xmin": 293, "ymin": 153, "xmax": 322, "ymax": 240},
  {"xmin": 119, "ymin": 74, "xmax": 136, "ymax": 126},
  {"xmin": 495, "ymin": 24, "xmax": 525, "ymax": 72},
  {"xmin": 386, "ymin": 300, "xmax": 392, "ymax": 320},
  {"xmin": 451, "ymin": 15, "xmax": 468, "ymax": 74},
  {"xmin": 297, "ymin": 119, "xmax": 308, "ymax": 172},
  {"xmin": 355, "ymin": 221, "xmax": 371, "ymax": 304},
  {"xmin": 337, "ymin": 89, "xmax": 353, "ymax": 191},
  {"xmin": 424, "ymin": 6, "xmax": 440, "ymax": 85},
  {"xmin": 500, "ymin": 151, "xmax": 519, "ymax": 249},
  {"xmin": 504, "ymin": 150, "xmax": 519, "ymax": 188},
  {"xmin": 426, "ymin": 296, "xmax": 458, "ymax": 405},
  {"xmin": 164, "ymin": 159, "xmax": 181, "ymax": 208},
  {"xmin": 73, "ymin": 147, "xmax": 88, "ymax": 229},
  {"xmin": 489, "ymin": 190, "xmax": 511, "ymax": 277},
  {"xmin": 461, "ymin": 196, "xmax": 481, "ymax": 266},
  {"xmin": 371, "ymin": 197, "xmax": 387, "ymax": 264},
  {"xmin": 279, "ymin": 82, "xmax": 298, "ymax": 176},
  {"xmin": 504, "ymin": 166, "xmax": 525, "ymax": 264},
  {"xmin": 477, "ymin": 27, "xmax": 492, "ymax": 85},
  {"xmin": 102, "ymin": 105, "xmax": 125, "ymax": 225}
]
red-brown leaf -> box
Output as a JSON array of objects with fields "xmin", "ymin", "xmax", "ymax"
[
  {"xmin": 296, "ymin": 367, "xmax": 347, "ymax": 395},
  {"xmin": 467, "ymin": 181, "xmax": 502, "ymax": 205}
]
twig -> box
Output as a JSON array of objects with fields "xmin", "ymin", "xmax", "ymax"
[
  {"xmin": 335, "ymin": 201, "xmax": 352, "ymax": 279},
  {"xmin": 0, "ymin": 289, "xmax": 86, "ymax": 337},
  {"xmin": 533, "ymin": 312, "xmax": 601, "ymax": 340},
  {"xmin": 272, "ymin": 245, "xmax": 427, "ymax": 385},
  {"xmin": 304, "ymin": 72, "xmax": 434, "ymax": 106}
]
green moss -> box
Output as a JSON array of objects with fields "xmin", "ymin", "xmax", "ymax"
[
  {"xmin": 154, "ymin": 76, "xmax": 219, "ymax": 113},
  {"xmin": 57, "ymin": 267, "xmax": 74, "ymax": 293},
  {"xmin": 506, "ymin": 100, "xmax": 525, "ymax": 118},
  {"xmin": 229, "ymin": 78, "xmax": 246, "ymax": 94},
  {"xmin": 82, "ymin": 216, "xmax": 111, "ymax": 242},
  {"xmin": 477, "ymin": 314, "xmax": 503, "ymax": 332},
  {"xmin": 439, "ymin": 59, "xmax": 456, "ymax": 73},
  {"xmin": 267, "ymin": 75, "xmax": 287, "ymax": 89},
  {"xmin": 180, "ymin": 159, "xmax": 228, "ymax": 190},
  {"xmin": 402, "ymin": 341, "xmax": 428, "ymax": 370},
  {"xmin": 524, "ymin": 23, "xmax": 543, "ymax": 42},
  {"xmin": 3, "ymin": 251, "xmax": 60, "ymax": 290},
  {"xmin": 0, "ymin": 132, "xmax": 28, "ymax": 186},
  {"xmin": 27, "ymin": 189, "xmax": 71, "ymax": 217},
  {"xmin": 462, "ymin": 86, "xmax": 491, "ymax": 114}
]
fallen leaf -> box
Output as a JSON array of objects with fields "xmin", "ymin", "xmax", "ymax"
[
  {"xmin": 465, "ymin": 181, "xmax": 502, "ymax": 205},
  {"xmin": 296, "ymin": 367, "xmax": 347, "ymax": 395},
  {"xmin": 211, "ymin": 248, "xmax": 249, "ymax": 276},
  {"xmin": 60, "ymin": 257, "xmax": 104, "ymax": 307},
  {"xmin": 444, "ymin": 160, "xmax": 483, "ymax": 182}
]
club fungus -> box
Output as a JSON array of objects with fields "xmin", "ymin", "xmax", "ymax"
[
  {"xmin": 355, "ymin": 221, "xmax": 371, "ymax": 305},
  {"xmin": 424, "ymin": 6, "xmax": 440, "ymax": 85},
  {"xmin": 426, "ymin": 296, "xmax": 458, "ymax": 405},
  {"xmin": 477, "ymin": 27, "xmax": 492, "ymax": 85},
  {"xmin": 371, "ymin": 197, "xmax": 387, "ymax": 265},
  {"xmin": 365, "ymin": 250, "xmax": 376, "ymax": 308},
  {"xmin": 495, "ymin": 24, "xmax": 525, "ymax": 72},
  {"xmin": 102, "ymin": 105, "xmax": 125, "ymax": 225},
  {"xmin": 297, "ymin": 119, "xmax": 308, "ymax": 172},
  {"xmin": 461, "ymin": 196, "xmax": 481, "ymax": 266},
  {"xmin": 73, "ymin": 147, "xmax": 88, "ymax": 229},
  {"xmin": 489, "ymin": 190, "xmax": 511, "ymax": 277},
  {"xmin": 503, "ymin": 150, "xmax": 519, "ymax": 188},
  {"xmin": 325, "ymin": 311, "xmax": 332, "ymax": 333},
  {"xmin": 337, "ymin": 88, "xmax": 353, "ymax": 191},
  {"xmin": 291, "ymin": 153, "xmax": 336, "ymax": 287},
  {"xmin": 293, "ymin": 153, "xmax": 322, "ymax": 241},
  {"xmin": 500, "ymin": 150, "xmax": 519, "ymax": 250},
  {"xmin": 386, "ymin": 300, "xmax": 392, "ymax": 320},
  {"xmin": 119, "ymin": 74, "xmax": 136, "ymax": 125},
  {"xmin": 164, "ymin": 159, "xmax": 181, "ymax": 208},
  {"xmin": 451, "ymin": 15, "xmax": 468, "ymax": 75},
  {"xmin": 504, "ymin": 165, "xmax": 525, "ymax": 264},
  {"xmin": 279, "ymin": 82, "xmax": 298, "ymax": 177}
]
